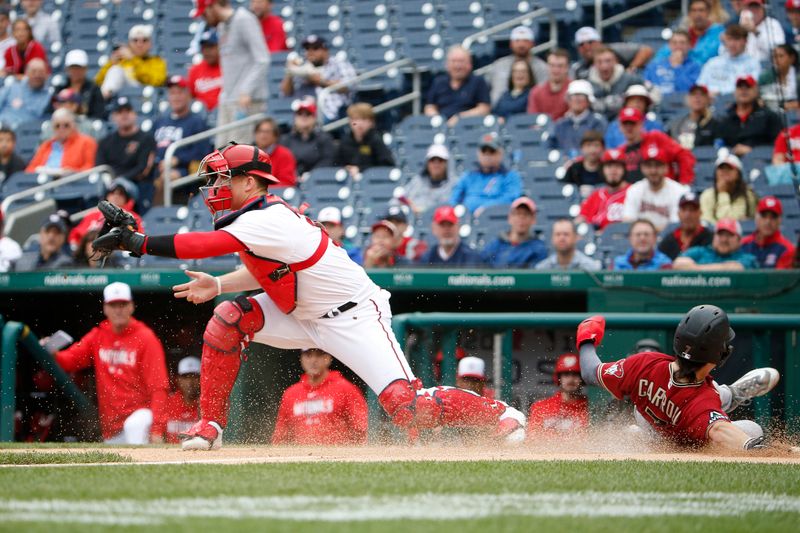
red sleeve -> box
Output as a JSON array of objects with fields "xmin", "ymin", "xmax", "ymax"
[
  {"xmin": 139, "ymin": 328, "xmax": 170, "ymax": 436},
  {"xmin": 525, "ymin": 401, "xmax": 546, "ymax": 435},
  {"xmin": 774, "ymin": 129, "xmax": 788, "ymax": 156},
  {"xmin": 580, "ymin": 191, "xmax": 600, "ymax": 219},
  {"xmin": 2, "ymin": 48, "xmax": 10, "ymax": 71},
  {"xmin": 271, "ymin": 391, "xmax": 293, "ymax": 444},
  {"xmin": 777, "ymin": 246, "xmax": 796, "ymax": 269},
  {"xmin": 55, "ymin": 328, "xmax": 98, "ymax": 372},
  {"xmin": 32, "ymin": 42, "xmax": 48, "ymax": 68},
  {"xmin": 266, "ymin": 17, "xmax": 288, "ymax": 52},
  {"xmin": 597, "ymin": 353, "xmax": 647, "ymax": 400},
  {"xmin": 188, "ymin": 66, "xmax": 199, "ymax": 98},
  {"xmin": 145, "ymin": 230, "xmax": 247, "ymax": 258},
  {"xmin": 344, "ymin": 384, "xmax": 368, "ymax": 445},
  {"xmin": 672, "ymin": 139, "xmax": 696, "ymax": 184}
]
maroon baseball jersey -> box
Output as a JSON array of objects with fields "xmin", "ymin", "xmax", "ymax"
[{"xmin": 597, "ymin": 352, "xmax": 730, "ymax": 445}]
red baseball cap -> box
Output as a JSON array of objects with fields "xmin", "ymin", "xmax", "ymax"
[
  {"xmin": 641, "ymin": 143, "xmax": 669, "ymax": 164},
  {"xmin": 433, "ymin": 205, "xmax": 458, "ymax": 224},
  {"xmin": 601, "ymin": 148, "xmax": 625, "ymax": 164},
  {"xmin": 511, "ymin": 196, "xmax": 537, "ymax": 212},
  {"xmin": 736, "ymin": 75, "xmax": 757, "ymax": 88},
  {"xmin": 191, "ymin": 0, "xmax": 213, "ymax": 18},
  {"xmin": 166, "ymin": 75, "xmax": 189, "ymax": 89},
  {"xmin": 788, "ymin": 0, "xmax": 800, "ymax": 10},
  {"xmin": 689, "ymin": 84, "xmax": 710, "ymax": 95},
  {"xmin": 746, "ymin": 0, "xmax": 765, "ymax": 5},
  {"xmin": 371, "ymin": 219, "xmax": 398, "ymax": 237},
  {"xmin": 757, "ymin": 196, "xmax": 783, "ymax": 215},
  {"xmin": 619, "ymin": 107, "xmax": 644, "ymax": 123},
  {"xmin": 294, "ymin": 97, "xmax": 317, "ymax": 115},
  {"xmin": 715, "ymin": 218, "xmax": 742, "ymax": 237}
]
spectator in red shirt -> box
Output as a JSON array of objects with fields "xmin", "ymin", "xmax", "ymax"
[
  {"xmin": 772, "ymin": 123, "xmax": 800, "ymax": 165},
  {"xmin": 527, "ymin": 353, "xmax": 589, "ymax": 437},
  {"xmin": 69, "ymin": 177, "xmax": 143, "ymax": 250},
  {"xmin": 2, "ymin": 19, "xmax": 47, "ymax": 77},
  {"xmin": 52, "ymin": 282, "xmax": 169, "ymax": 443},
  {"xmin": 272, "ymin": 348, "xmax": 368, "ymax": 445},
  {"xmin": 526, "ymin": 48, "xmax": 571, "ymax": 120},
  {"xmin": 165, "ymin": 356, "xmax": 201, "ymax": 444},
  {"xmin": 253, "ymin": 117, "xmax": 297, "ymax": 187},
  {"xmin": 188, "ymin": 30, "xmax": 222, "ymax": 111},
  {"xmin": 456, "ymin": 356, "xmax": 495, "ymax": 399},
  {"xmin": 740, "ymin": 196, "xmax": 797, "ymax": 268},
  {"xmin": 250, "ymin": 0, "xmax": 287, "ymax": 52},
  {"xmin": 618, "ymin": 106, "xmax": 696, "ymax": 184},
  {"xmin": 576, "ymin": 148, "xmax": 630, "ymax": 230}
]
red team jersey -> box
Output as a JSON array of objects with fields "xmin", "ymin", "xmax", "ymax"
[
  {"xmin": 272, "ymin": 371, "xmax": 368, "ymax": 445},
  {"xmin": 188, "ymin": 61, "xmax": 222, "ymax": 111},
  {"xmin": 597, "ymin": 352, "xmax": 729, "ymax": 445},
  {"xmin": 164, "ymin": 392, "xmax": 200, "ymax": 444},
  {"xmin": 55, "ymin": 318, "xmax": 169, "ymax": 439},
  {"xmin": 579, "ymin": 185, "xmax": 629, "ymax": 229},
  {"xmin": 526, "ymin": 393, "xmax": 589, "ymax": 435}
]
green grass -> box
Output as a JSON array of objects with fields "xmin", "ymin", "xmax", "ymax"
[
  {"xmin": 0, "ymin": 460, "xmax": 798, "ymax": 532},
  {"xmin": 0, "ymin": 451, "xmax": 131, "ymax": 465}
]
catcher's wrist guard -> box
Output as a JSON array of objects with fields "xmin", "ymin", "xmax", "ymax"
[{"xmin": 92, "ymin": 226, "xmax": 147, "ymax": 257}]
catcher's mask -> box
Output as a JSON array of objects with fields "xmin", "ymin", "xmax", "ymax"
[{"xmin": 198, "ymin": 143, "xmax": 277, "ymax": 219}]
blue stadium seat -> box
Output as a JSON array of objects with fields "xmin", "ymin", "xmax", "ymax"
[
  {"xmin": 141, "ymin": 206, "xmax": 192, "ymax": 234},
  {"xmin": 0, "ymin": 173, "xmax": 52, "ymax": 212},
  {"xmin": 469, "ymin": 203, "xmax": 510, "ymax": 248},
  {"xmin": 595, "ymin": 221, "xmax": 633, "ymax": 265}
]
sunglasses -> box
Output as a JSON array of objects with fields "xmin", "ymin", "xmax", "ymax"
[
  {"xmin": 130, "ymin": 37, "xmax": 150, "ymax": 43},
  {"xmin": 53, "ymin": 123, "xmax": 73, "ymax": 129},
  {"xmin": 480, "ymin": 147, "xmax": 497, "ymax": 154}
]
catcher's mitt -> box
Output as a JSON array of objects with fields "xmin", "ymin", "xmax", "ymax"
[{"xmin": 92, "ymin": 201, "xmax": 145, "ymax": 259}]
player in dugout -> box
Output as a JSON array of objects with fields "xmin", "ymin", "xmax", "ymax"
[
  {"xmin": 526, "ymin": 353, "xmax": 589, "ymax": 438},
  {"xmin": 164, "ymin": 356, "xmax": 201, "ymax": 444},
  {"xmin": 91, "ymin": 142, "xmax": 527, "ymax": 450},
  {"xmin": 575, "ymin": 305, "xmax": 781, "ymax": 451}
]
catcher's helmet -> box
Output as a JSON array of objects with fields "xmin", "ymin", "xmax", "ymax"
[
  {"xmin": 198, "ymin": 143, "xmax": 277, "ymax": 217},
  {"xmin": 553, "ymin": 353, "xmax": 580, "ymax": 384},
  {"xmin": 673, "ymin": 305, "xmax": 735, "ymax": 365}
]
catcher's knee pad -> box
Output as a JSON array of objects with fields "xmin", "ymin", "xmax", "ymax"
[{"xmin": 203, "ymin": 295, "xmax": 265, "ymax": 355}]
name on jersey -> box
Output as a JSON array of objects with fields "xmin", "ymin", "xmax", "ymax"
[
  {"xmin": 194, "ymin": 77, "xmax": 222, "ymax": 93},
  {"xmin": 293, "ymin": 398, "xmax": 334, "ymax": 417},
  {"xmin": 98, "ymin": 348, "xmax": 137, "ymax": 366},
  {"xmin": 637, "ymin": 379, "xmax": 682, "ymax": 425}
]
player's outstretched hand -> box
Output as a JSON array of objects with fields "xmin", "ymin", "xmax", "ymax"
[
  {"xmin": 173, "ymin": 270, "xmax": 219, "ymax": 304},
  {"xmin": 576, "ymin": 315, "xmax": 606, "ymax": 350}
]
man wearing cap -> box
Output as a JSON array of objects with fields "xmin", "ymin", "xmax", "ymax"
[
  {"xmin": 96, "ymin": 97, "xmax": 157, "ymax": 205},
  {"xmin": 548, "ymin": 80, "xmax": 607, "ymax": 156},
  {"xmin": 643, "ymin": 30, "xmax": 701, "ymax": 97},
  {"xmin": 403, "ymin": 144, "xmax": 456, "ymax": 214},
  {"xmin": 527, "ymin": 353, "xmax": 588, "ymax": 437},
  {"xmin": 570, "ymin": 26, "xmax": 654, "ymax": 81},
  {"xmin": 481, "ymin": 197, "xmax": 547, "ymax": 268},
  {"xmin": 588, "ymin": 46, "xmax": 645, "ymax": 120},
  {"xmin": 741, "ymin": 196, "xmax": 797, "ymax": 268},
  {"xmin": 658, "ymin": 192, "xmax": 713, "ymax": 260},
  {"xmin": 383, "ymin": 205, "xmax": 427, "ymax": 262},
  {"xmin": 96, "ymin": 25, "xmax": 167, "ymax": 99},
  {"xmin": 19, "ymin": 0, "xmax": 61, "ymax": 48},
  {"xmin": 0, "ymin": 58, "xmax": 51, "ymax": 128},
  {"xmin": 69, "ymin": 178, "xmax": 144, "ymax": 251},
  {"xmin": 622, "ymin": 144, "xmax": 689, "ymax": 231},
  {"xmin": 674, "ymin": 218, "xmax": 759, "ymax": 270},
  {"xmin": 718, "ymin": 75, "xmax": 782, "ymax": 157},
  {"xmin": 668, "ymin": 84, "xmax": 721, "ymax": 149},
  {"xmin": 165, "ymin": 357, "xmax": 202, "ymax": 444},
  {"xmin": 283, "ymin": 98, "xmax": 336, "ymax": 175},
  {"xmin": 487, "ymin": 25, "xmax": 549, "ymax": 106},
  {"xmin": 193, "ymin": 0, "xmax": 270, "ymax": 145},
  {"xmin": 250, "ymin": 0, "xmax": 287, "ymax": 52},
  {"xmin": 0, "ymin": 208, "xmax": 21, "ymax": 272},
  {"xmin": 362, "ymin": 219, "xmax": 408, "ymax": 268},
  {"xmin": 450, "ymin": 135, "xmax": 522, "ymax": 215},
  {"xmin": 13, "ymin": 214, "xmax": 74, "ymax": 271},
  {"xmin": 424, "ymin": 45, "xmax": 490, "ymax": 126},
  {"xmin": 618, "ymin": 107, "xmax": 695, "ymax": 185},
  {"xmin": 613, "ymin": 219, "xmax": 673, "ymax": 270},
  {"xmin": 26, "ymin": 108, "xmax": 97, "ymax": 175},
  {"xmin": 273, "ymin": 348, "xmax": 367, "ymax": 445},
  {"xmin": 281, "ymin": 33, "xmax": 355, "ymax": 124},
  {"xmin": 603, "ymin": 84, "xmax": 665, "ymax": 150},
  {"xmin": 188, "ymin": 30, "xmax": 223, "ymax": 112},
  {"xmin": 53, "ymin": 282, "xmax": 169, "ymax": 444},
  {"xmin": 526, "ymin": 49, "xmax": 571, "ymax": 120},
  {"xmin": 49, "ymin": 49, "xmax": 105, "ymax": 119},
  {"xmin": 739, "ymin": 0, "xmax": 786, "ymax": 63},
  {"xmin": 153, "ymin": 75, "xmax": 213, "ymax": 204},
  {"xmin": 417, "ymin": 205, "xmax": 481, "ymax": 267},
  {"xmin": 576, "ymin": 148, "xmax": 630, "ymax": 230},
  {"xmin": 456, "ymin": 356, "xmax": 494, "ymax": 399},
  {"xmin": 535, "ymin": 219, "xmax": 601, "ymax": 271},
  {"xmin": 696, "ymin": 24, "xmax": 761, "ymax": 96}
]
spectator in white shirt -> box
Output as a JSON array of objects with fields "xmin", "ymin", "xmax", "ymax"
[
  {"xmin": 622, "ymin": 143, "xmax": 689, "ymax": 231},
  {"xmin": 20, "ymin": 0, "xmax": 61, "ymax": 48},
  {"xmin": 739, "ymin": 0, "xmax": 786, "ymax": 63}
]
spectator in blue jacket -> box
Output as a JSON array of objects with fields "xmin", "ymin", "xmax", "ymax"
[
  {"xmin": 0, "ymin": 58, "xmax": 50, "ymax": 127},
  {"xmin": 613, "ymin": 219, "xmax": 673, "ymax": 270},
  {"xmin": 152, "ymin": 75, "xmax": 213, "ymax": 205},
  {"xmin": 481, "ymin": 197, "xmax": 547, "ymax": 268},
  {"xmin": 450, "ymin": 134, "xmax": 522, "ymax": 215},
  {"xmin": 417, "ymin": 206, "xmax": 482, "ymax": 267},
  {"xmin": 548, "ymin": 79, "xmax": 607, "ymax": 158},
  {"xmin": 644, "ymin": 30, "xmax": 701, "ymax": 96},
  {"xmin": 604, "ymin": 84, "xmax": 665, "ymax": 149},
  {"xmin": 655, "ymin": 0, "xmax": 724, "ymax": 65}
]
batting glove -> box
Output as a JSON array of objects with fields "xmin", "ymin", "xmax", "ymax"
[{"xmin": 576, "ymin": 315, "xmax": 606, "ymax": 350}]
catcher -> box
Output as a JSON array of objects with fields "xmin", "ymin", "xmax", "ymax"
[
  {"xmin": 576, "ymin": 305, "xmax": 780, "ymax": 451},
  {"xmin": 93, "ymin": 143, "xmax": 526, "ymax": 450}
]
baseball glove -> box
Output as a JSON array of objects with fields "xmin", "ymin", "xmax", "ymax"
[{"xmin": 92, "ymin": 201, "xmax": 146, "ymax": 258}]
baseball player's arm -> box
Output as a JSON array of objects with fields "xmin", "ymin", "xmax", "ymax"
[
  {"xmin": 54, "ymin": 329, "xmax": 98, "ymax": 372},
  {"xmin": 579, "ymin": 343, "xmax": 602, "ymax": 386},
  {"xmin": 576, "ymin": 316, "xmax": 606, "ymax": 386},
  {"xmin": 708, "ymin": 421, "xmax": 760, "ymax": 451}
]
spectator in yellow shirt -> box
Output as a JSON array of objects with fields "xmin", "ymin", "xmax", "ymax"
[{"xmin": 96, "ymin": 25, "xmax": 167, "ymax": 99}]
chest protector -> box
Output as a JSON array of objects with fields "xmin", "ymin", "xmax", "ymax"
[{"xmin": 215, "ymin": 195, "xmax": 332, "ymax": 314}]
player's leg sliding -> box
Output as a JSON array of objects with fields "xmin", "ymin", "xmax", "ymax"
[
  {"xmin": 181, "ymin": 296, "xmax": 265, "ymax": 451},
  {"xmin": 378, "ymin": 379, "xmax": 526, "ymax": 442},
  {"xmin": 724, "ymin": 368, "xmax": 780, "ymax": 412}
]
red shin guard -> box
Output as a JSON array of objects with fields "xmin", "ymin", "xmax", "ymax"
[{"xmin": 199, "ymin": 296, "xmax": 264, "ymax": 426}]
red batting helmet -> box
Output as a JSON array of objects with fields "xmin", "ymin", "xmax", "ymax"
[
  {"xmin": 553, "ymin": 353, "xmax": 581, "ymax": 384},
  {"xmin": 198, "ymin": 143, "xmax": 277, "ymax": 218}
]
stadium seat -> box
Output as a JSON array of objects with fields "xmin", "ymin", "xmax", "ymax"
[
  {"xmin": 0, "ymin": 173, "xmax": 52, "ymax": 212},
  {"xmin": 141, "ymin": 206, "xmax": 192, "ymax": 235}
]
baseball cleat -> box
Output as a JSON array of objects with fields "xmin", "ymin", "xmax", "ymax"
[
  {"xmin": 727, "ymin": 368, "xmax": 780, "ymax": 412},
  {"xmin": 180, "ymin": 419, "xmax": 223, "ymax": 451}
]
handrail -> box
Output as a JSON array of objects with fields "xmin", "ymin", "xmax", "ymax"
[
  {"xmin": 0, "ymin": 165, "xmax": 115, "ymax": 214},
  {"xmin": 463, "ymin": 7, "xmax": 555, "ymax": 56},
  {"xmin": 595, "ymin": 0, "xmax": 682, "ymax": 36},
  {"xmin": 163, "ymin": 112, "xmax": 269, "ymax": 206}
]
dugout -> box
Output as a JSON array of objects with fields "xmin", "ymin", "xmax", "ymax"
[{"xmin": 1, "ymin": 269, "xmax": 799, "ymax": 442}]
